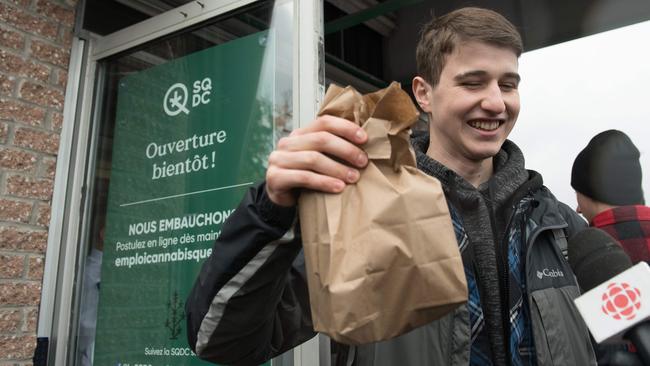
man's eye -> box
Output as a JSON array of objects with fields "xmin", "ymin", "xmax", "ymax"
[
  {"xmin": 499, "ymin": 83, "xmax": 517, "ymax": 91},
  {"xmin": 461, "ymin": 82, "xmax": 482, "ymax": 88}
]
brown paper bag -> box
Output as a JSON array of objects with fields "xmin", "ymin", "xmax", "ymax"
[{"xmin": 298, "ymin": 82, "xmax": 468, "ymax": 345}]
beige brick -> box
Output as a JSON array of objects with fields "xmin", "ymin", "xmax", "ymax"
[
  {"xmin": 0, "ymin": 26, "xmax": 25, "ymax": 51},
  {"xmin": 0, "ymin": 254, "xmax": 24, "ymax": 279},
  {"xmin": 6, "ymin": 175, "xmax": 53, "ymax": 200},
  {"xmin": 50, "ymin": 111, "xmax": 62, "ymax": 130},
  {"xmin": 35, "ymin": 203, "xmax": 50, "ymax": 227},
  {"xmin": 0, "ymin": 334, "xmax": 37, "ymax": 359},
  {"xmin": 13, "ymin": 127, "xmax": 59, "ymax": 155},
  {"xmin": 26, "ymin": 256, "xmax": 43, "ymax": 280},
  {"xmin": 25, "ymin": 308, "xmax": 37, "ymax": 332},
  {"xmin": 22, "ymin": 60, "xmax": 51, "ymax": 83},
  {"xmin": 0, "ymin": 122, "xmax": 7, "ymax": 144},
  {"xmin": 6, "ymin": 0, "xmax": 31, "ymax": 8},
  {"xmin": 19, "ymin": 81, "xmax": 64, "ymax": 109},
  {"xmin": 0, "ymin": 310, "xmax": 21, "ymax": 333},
  {"xmin": 41, "ymin": 156, "xmax": 56, "ymax": 178},
  {"xmin": 0, "ymin": 283, "xmax": 41, "ymax": 306},
  {"xmin": 0, "ymin": 228, "xmax": 48, "ymax": 253},
  {"xmin": 36, "ymin": 0, "xmax": 75, "ymax": 26},
  {"xmin": 0, "ymin": 3, "xmax": 58, "ymax": 41},
  {"xmin": 55, "ymin": 69, "xmax": 67, "ymax": 89},
  {"xmin": 0, "ymin": 199, "xmax": 32, "ymax": 223},
  {"xmin": 0, "ymin": 147, "xmax": 37, "ymax": 171},
  {"xmin": 30, "ymin": 40, "xmax": 69, "ymax": 68},
  {"xmin": 0, "ymin": 74, "xmax": 16, "ymax": 95},
  {"xmin": 61, "ymin": 26, "xmax": 73, "ymax": 48},
  {"xmin": 0, "ymin": 50, "xmax": 51, "ymax": 83},
  {"xmin": 0, "ymin": 99, "xmax": 46, "ymax": 126},
  {"xmin": 0, "ymin": 49, "xmax": 24, "ymax": 73}
]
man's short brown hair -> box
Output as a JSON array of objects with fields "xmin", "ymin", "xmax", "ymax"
[{"xmin": 416, "ymin": 7, "xmax": 523, "ymax": 87}]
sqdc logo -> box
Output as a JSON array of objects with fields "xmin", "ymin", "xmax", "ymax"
[{"xmin": 163, "ymin": 77, "xmax": 212, "ymax": 116}]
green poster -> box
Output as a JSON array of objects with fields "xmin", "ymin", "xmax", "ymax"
[{"xmin": 94, "ymin": 31, "xmax": 274, "ymax": 366}]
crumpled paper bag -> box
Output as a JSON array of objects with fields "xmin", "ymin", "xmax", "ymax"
[{"xmin": 298, "ymin": 82, "xmax": 468, "ymax": 345}]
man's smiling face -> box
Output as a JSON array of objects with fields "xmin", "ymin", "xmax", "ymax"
[{"xmin": 423, "ymin": 40, "xmax": 521, "ymax": 165}]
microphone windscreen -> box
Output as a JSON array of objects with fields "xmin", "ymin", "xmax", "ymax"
[{"xmin": 568, "ymin": 227, "xmax": 633, "ymax": 292}]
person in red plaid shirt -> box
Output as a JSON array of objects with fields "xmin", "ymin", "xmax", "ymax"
[
  {"xmin": 571, "ymin": 129, "xmax": 648, "ymax": 366},
  {"xmin": 571, "ymin": 129, "xmax": 649, "ymax": 265}
]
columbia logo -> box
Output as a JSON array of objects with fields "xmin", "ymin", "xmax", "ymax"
[{"xmin": 537, "ymin": 268, "xmax": 565, "ymax": 279}]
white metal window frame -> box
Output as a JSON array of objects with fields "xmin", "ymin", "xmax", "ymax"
[{"xmin": 40, "ymin": 0, "xmax": 327, "ymax": 365}]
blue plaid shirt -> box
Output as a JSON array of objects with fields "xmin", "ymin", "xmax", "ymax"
[{"xmin": 449, "ymin": 199, "xmax": 537, "ymax": 366}]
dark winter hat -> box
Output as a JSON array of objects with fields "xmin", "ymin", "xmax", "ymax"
[{"xmin": 571, "ymin": 130, "xmax": 644, "ymax": 205}]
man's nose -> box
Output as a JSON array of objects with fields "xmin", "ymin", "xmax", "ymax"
[{"xmin": 480, "ymin": 83, "xmax": 506, "ymax": 114}]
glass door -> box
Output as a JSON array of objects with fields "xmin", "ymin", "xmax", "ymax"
[{"xmin": 51, "ymin": 1, "xmax": 325, "ymax": 365}]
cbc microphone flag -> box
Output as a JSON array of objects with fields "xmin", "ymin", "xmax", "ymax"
[{"xmin": 574, "ymin": 262, "xmax": 650, "ymax": 343}]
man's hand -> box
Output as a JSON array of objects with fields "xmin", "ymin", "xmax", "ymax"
[{"xmin": 265, "ymin": 115, "xmax": 369, "ymax": 207}]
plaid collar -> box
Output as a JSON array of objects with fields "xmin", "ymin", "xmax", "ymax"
[{"xmin": 591, "ymin": 205, "xmax": 650, "ymax": 227}]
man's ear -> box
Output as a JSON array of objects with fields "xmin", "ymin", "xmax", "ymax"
[{"xmin": 412, "ymin": 76, "xmax": 433, "ymax": 113}]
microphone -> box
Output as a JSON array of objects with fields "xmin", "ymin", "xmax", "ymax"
[
  {"xmin": 568, "ymin": 227, "xmax": 633, "ymax": 292},
  {"xmin": 569, "ymin": 228, "xmax": 650, "ymax": 364}
]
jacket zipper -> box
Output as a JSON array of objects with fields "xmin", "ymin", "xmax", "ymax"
[
  {"xmin": 497, "ymin": 203, "xmax": 519, "ymax": 366},
  {"xmin": 482, "ymin": 192, "xmax": 516, "ymax": 366}
]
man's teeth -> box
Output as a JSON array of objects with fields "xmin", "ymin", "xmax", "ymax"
[{"xmin": 469, "ymin": 120, "xmax": 500, "ymax": 131}]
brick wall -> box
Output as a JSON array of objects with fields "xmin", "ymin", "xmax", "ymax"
[{"xmin": 0, "ymin": 0, "xmax": 76, "ymax": 364}]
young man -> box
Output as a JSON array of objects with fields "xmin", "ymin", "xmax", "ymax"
[
  {"xmin": 186, "ymin": 7, "xmax": 596, "ymax": 365},
  {"xmin": 572, "ymin": 129, "xmax": 649, "ymax": 264}
]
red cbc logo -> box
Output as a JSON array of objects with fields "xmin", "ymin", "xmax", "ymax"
[{"xmin": 601, "ymin": 282, "xmax": 642, "ymax": 320}]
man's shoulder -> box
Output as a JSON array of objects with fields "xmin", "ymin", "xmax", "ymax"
[
  {"xmin": 529, "ymin": 185, "xmax": 569, "ymax": 212},
  {"xmin": 529, "ymin": 185, "xmax": 587, "ymax": 231}
]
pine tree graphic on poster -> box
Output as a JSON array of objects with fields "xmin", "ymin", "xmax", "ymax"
[{"xmin": 165, "ymin": 290, "xmax": 184, "ymax": 340}]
